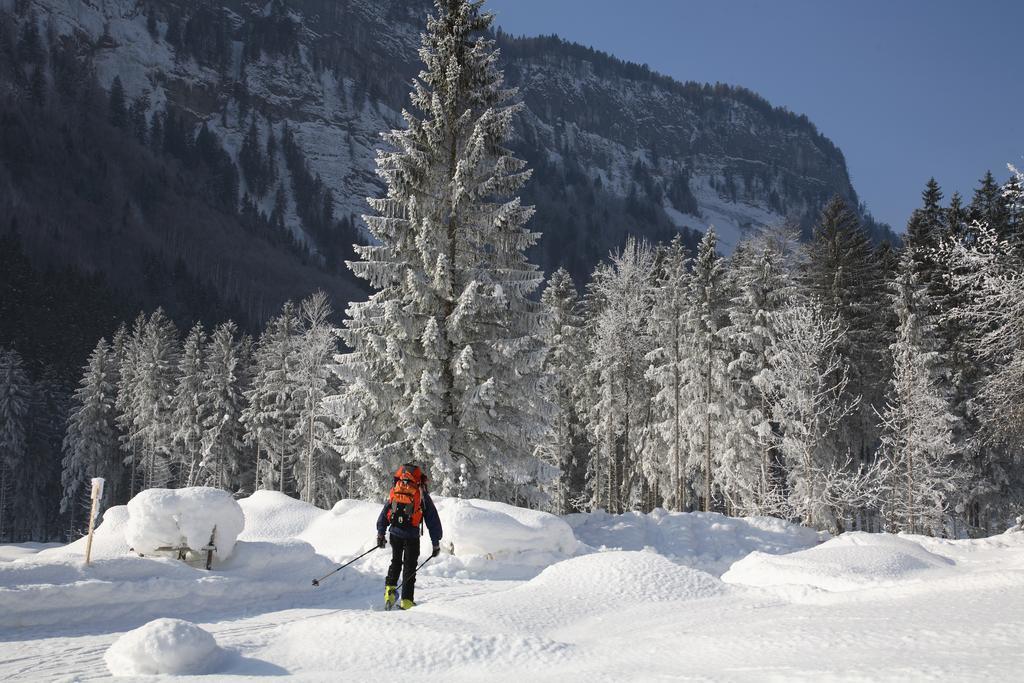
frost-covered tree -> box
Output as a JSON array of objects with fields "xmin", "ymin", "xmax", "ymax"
[
  {"xmin": 678, "ymin": 228, "xmax": 738, "ymax": 512},
  {"xmin": 721, "ymin": 236, "xmax": 794, "ymax": 515},
  {"xmin": 877, "ymin": 251, "xmax": 963, "ymax": 535},
  {"xmin": 942, "ymin": 170, "xmax": 1024, "ymax": 528},
  {"xmin": 645, "ymin": 236, "xmax": 691, "ymax": 511},
  {"xmin": 242, "ymin": 301, "xmax": 300, "ymax": 493},
  {"xmin": 61, "ymin": 339, "xmax": 122, "ymax": 527},
  {"xmin": 115, "ymin": 313, "xmax": 146, "ymax": 496},
  {"xmin": 764, "ymin": 301, "xmax": 866, "ymax": 532},
  {"xmin": 171, "ymin": 324, "xmax": 207, "ymax": 487},
  {"xmin": 0, "ymin": 348, "xmax": 32, "ymax": 540},
  {"xmin": 582, "ymin": 238, "xmax": 656, "ymax": 513},
  {"xmin": 199, "ymin": 322, "xmax": 246, "ymax": 491},
  {"xmin": 293, "ymin": 292, "xmax": 337, "ymax": 505},
  {"xmin": 333, "ymin": 0, "xmax": 547, "ymax": 501},
  {"xmin": 119, "ymin": 310, "xmax": 179, "ymax": 494},
  {"xmin": 538, "ymin": 268, "xmax": 587, "ymax": 513}
]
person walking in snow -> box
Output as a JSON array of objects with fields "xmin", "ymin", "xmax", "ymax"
[{"xmin": 376, "ymin": 463, "xmax": 442, "ymax": 610}]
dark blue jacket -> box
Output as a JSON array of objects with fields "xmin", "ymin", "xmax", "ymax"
[{"xmin": 377, "ymin": 489, "xmax": 443, "ymax": 545}]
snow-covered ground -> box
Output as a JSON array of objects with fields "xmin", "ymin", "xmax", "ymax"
[{"xmin": 2, "ymin": 491, "xmax": 1023, "ymax": 680}]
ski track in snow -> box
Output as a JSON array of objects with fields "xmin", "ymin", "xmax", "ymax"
[{"xmin": 2, "ymin": 494, "xmax": 1023, "ymax": 681}]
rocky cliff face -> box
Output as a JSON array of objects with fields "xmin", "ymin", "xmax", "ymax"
[{"xmin": 4, "ymin": 0, "xmax": 885, "ymax": 306}]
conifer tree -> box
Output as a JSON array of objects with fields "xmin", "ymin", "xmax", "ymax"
[
  {"xmin": 802, "ymin": 197, "xmax": 889, "ymax": 469},
  {"xmin": 242, "ymin": 301, "xmax": 300, "ymax": 493},
  {"xmin": 171, "ymin": 324, "xmax": 207, "ymax": 487},
  {"xmin": 199, "ymin": 322, "xmax": 246, "ymax": 491},
  {"xmin": 581, "ymin": 238, "xmax": 656, "ymax": 513},
  {"xmin": 109, "ymin": 75, "xmax": 127, "ymax": 128},
  {"xmin": 61, "ymin": 339, "xmax": 122, "ymax": 526},
  {"xmin": 878, "ymin": 251, "xmax": 962, "ymax": 535},
  {"xmin": 943, "ymin": 165, "xmax": 1024, "ymax": 530},
  {"xmin": 334, "ymin": 0, "xmax": 547, "ymax": 500},
  {"xmin": 136, "ymin": 310, "xmax": 180, "ymax": 491},
  {"xmin": 114, "ymin": 315, "xmax": 146, "ymax": 497},
  {"xmin": 679, "ymin": 228, "xmax": 736, "ymax": 512},
  {"xmin": 646, "ymin": 237, "xmax": 691, "ymax": 511},
  {"xmin": 970, "ymin": 171, "xmax": 1009, "ymax": 238},
  {"xmin": 0, "ymin": 348, "xmax": 31, "ymax": 540},
  {"xmin": 293, "ymin": 292, "xmax": 337, "ymax": 505},
  {"xmin": 721, "ymin": 236, "xmax": 794, "ymax": 515},
  {"xmin": 538, "ymin": 268, "xmax": 586, "ymax": 513}
]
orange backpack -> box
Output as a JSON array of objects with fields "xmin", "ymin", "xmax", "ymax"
[{"xmin": 387, "ymin": 464, "xmax": 425, "ymax": 529}]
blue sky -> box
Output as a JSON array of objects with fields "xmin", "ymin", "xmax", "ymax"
[{"xmin": 487, "ymin": 0, "xmax": 1024, "ymax": 232}]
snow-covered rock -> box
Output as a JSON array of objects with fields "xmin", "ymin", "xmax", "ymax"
[
  {"xmin": 722, "ymin": 531, "xmax": 954, "ymax": 591},
  {"xmin": 125, "ymin": 488, "xmax": 245, "ymax": 561},
  {"xmin": 104, "ymin": 618, "xmax": 223, "ymax": 676}
]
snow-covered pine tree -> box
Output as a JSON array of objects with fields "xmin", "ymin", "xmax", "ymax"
[
  {"xmin": 678, "ymin": 228, "xmax": 738, "ymax": 513},
  {"xmin": 537, "ymin": 268, "xmax": 587, "ymax": 514},
  {"xmin": 171, "ymin": 323, "xmax": 207, "ymax": 487},
  {"xmin": 0, "ymin": 347, "xmax": 32, "ymax": 541},
  {"xmin": 645, "ymin": 236, "xmax": 691, "ymax": 511},
  {"xmin": 61, "ymin": 339, "xmax": 122, "ymax": 529},
  {"xmin": 1004, "ymin": 165, "xmax": 1023, "ymax": 247},
  {"xmin": 582, "ymin": 238, "xmax": 656, "ymax": 513},
  {"xmin": 292, "ymin": 292, "xmax": 338, "ymax": 506},
  {"xmin": 135, "ymin": 310, "xmax": 180, "ymax": 491},
  {"xmin": 199, "ymin": 321, "xmax": 246, "ymax": 491},
  {"xmin": 970, "ymin": 170, "xmax": 1009, "ymax": 239},
  {"xmin": 801, "ymin": 197, "xmax": 890, "ymax": 478},
  {"xmin": 942, "ymin": 168, "xmax": 1024, "ymax": 529},
  {"xmin": 242, "ymin": 301, "xmax": 300, "ymax": 493},
  {"xmin": 25, "ymin": 371, "xmax": 70, "ymax": 539},
  {"xmin": 333, "ymin": 0, "xmax": 547, "ymax": 501},
  {"xmin": 720, "ymin": 235, "xmax": 794, "ymax": 515},
  {"xmin": 877, "ymin": 250, "xmax": 963, "ymax": 535},
  {"xmin": 115, "ymin": 313, "xmax": 146, "ymax": 497}
]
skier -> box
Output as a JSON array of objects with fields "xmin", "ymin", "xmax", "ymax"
[{"xmin": 376, "ymin": 463, "xmax": 442, "ymax": 610}]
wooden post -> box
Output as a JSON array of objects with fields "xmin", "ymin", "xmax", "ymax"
[{"xmin": 84, "ymin": 477, "xmax": 105, "ymax": 566}]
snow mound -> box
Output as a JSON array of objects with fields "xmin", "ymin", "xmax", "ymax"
[
  {"xmin": 0, "ymin": 538, "xmax": 341, "ymax": 629},
  {"xmin": 298, "ymin": 499, "xmax": 382, "ymax": 561},
  {"xmin": 40, "ymin": 505, "xmax": 131, "ymax": 560},
  {"xmin": 104, "ymin": 618, "xmax": 223, "ymax": 676},
  {"xmin": 531, "ymin": 550, "xmax": 724, "ymax": 603},
  {"xmin": 568, "ymin": 508, "xmax": 823, "ymax": 576},
  {"xmin": 126, "ymin": 488, "xmax": 245, "ymax": 561},
  {"xmin": 297, "ymin": 497, "xmax": 579, "ymax": 572},
  {"xmin": 722, "ymin": 532, "xmax": 954, "ymax": 591},
  {"xmin": 437, "ymin": 498, "xmax": 579, "ymax": 559},
  {"xmin": 238, "ymin": 490, "xmax": 323, "ymax": 543}
]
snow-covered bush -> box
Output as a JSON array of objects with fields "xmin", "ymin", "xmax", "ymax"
[
  {"xmin": 125, "ymin": 488, "xmax": 245, "ymax": 560},
  {"xmin": 104, "ymin": 618, "xmax": 223, "ymax": 676}
]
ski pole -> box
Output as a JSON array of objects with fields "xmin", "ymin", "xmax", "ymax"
[
  {"xmin": 395, "ymin": 555, "xmax": 434, "ymax": 594},
  {"xmin": 312, "ymin": 545, "xmax": 379, "ymax": 587}
]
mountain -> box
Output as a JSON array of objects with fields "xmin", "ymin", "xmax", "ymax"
[{"xmin": 0, "ymin": 0, "xmax": 891, "ymax": 375}]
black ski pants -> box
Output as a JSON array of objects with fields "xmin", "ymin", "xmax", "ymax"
[{"xmin": 386, "ymin": 534, "xmax": 420, "ymax": 601}]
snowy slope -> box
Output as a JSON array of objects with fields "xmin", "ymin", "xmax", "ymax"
[
  {"xmin": 2, "ymin": 493, "xmax": 1023, "ymax": 680},
  {"xmin": 16, "ymin": 0, "xmax": 863, "ymax": 259}
]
